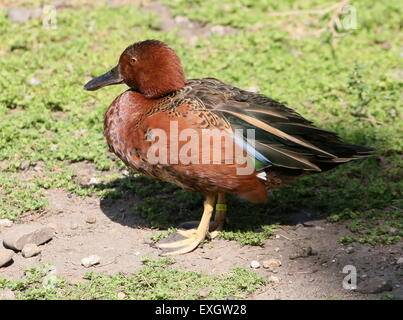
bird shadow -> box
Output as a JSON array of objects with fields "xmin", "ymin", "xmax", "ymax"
[{"xmin": 87, "ymin": 153, "xmax": 386, "ymax": 237}]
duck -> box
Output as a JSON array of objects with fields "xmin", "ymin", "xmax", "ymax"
[{"xmin": 84, "ymin": 40, "xmax": 373, "ymax": 255}]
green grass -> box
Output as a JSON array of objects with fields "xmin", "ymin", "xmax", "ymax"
[
  {"xmin": 0, "ymin": 173, "xmax": 48, "ymax": 220},
  {"xmin": 0, "ymin": 259, "xmax": 266, "ymax": 300},
  {"xmin": 0, "ymin": 0, "xmax": 402, "ymax": 248}
]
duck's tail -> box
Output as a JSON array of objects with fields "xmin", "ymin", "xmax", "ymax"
[{"xmin": 310, "ymin": 142, "xmax": 374, "ymax": 172}]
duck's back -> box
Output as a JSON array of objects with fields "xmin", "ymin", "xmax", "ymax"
[{"xmin": 184, "ymin": 78, "xmax": 373, "ymax": 174}]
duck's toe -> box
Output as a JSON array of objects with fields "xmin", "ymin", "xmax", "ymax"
[{"xmin": 156, "ymin": 230, "xmax": 203, "ymax": 256}]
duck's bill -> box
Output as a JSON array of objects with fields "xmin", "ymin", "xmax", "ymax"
[{"xmin": 84, "ymin": 66, "xmax": 123, "ymax": 91}]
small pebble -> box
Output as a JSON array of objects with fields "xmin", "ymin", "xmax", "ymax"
[
  {"xmin": 198, "ymin": 288, "xmax": 211, "ymax": 298},
  {"xmin": 0, "ymin": 248, "xmax": 14, "ymax": 267},
  {"xmin": 262, "ymin": 259, "xmax": 282, "ymax": 270},
  {"xmin": 397, "ymin": 257, "xmax": 403, "ymax": 265},
  {"xmin": 346, "ymin": 246, "xmax": 354, "ymax": 254},
  {"xmin": 269, "ymin": 276, "xmax": 280, "ymax": 283},
  {"xmin": 89, "ymin": 177, "xmax": 100, "ymax": 184},
  {"xmin": 250, "ymin": 260, "xmax": 260, "ymax": 269},
  {"xmin": 81, "ymin": 255, "xmax": 100, "ymax": 268},
  {"xmin": 0, "ymin": 219, "xmax": 13, "ymax": 228},
  {"xmin": 70, "ymin": 223, "xmax": 79, "ymax": 230},
  {"xmin": 28, "ymin": 77, "xmax": 41, "ymax": 86},
  {"xmin": 22, "ymin": 243, "xmax": 42, "ymax": 258},
  {"xmin": 117, "ymin": 292, "xmax": 126, "ymax": 299},
  {"xmin": 85, "ymin": 216, "xmax": 96, "ymax": 224}
]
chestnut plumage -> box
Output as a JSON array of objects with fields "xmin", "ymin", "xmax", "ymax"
[{"xmin": 84, "ymin": 40, "xmax": 373, "ymax": 255}]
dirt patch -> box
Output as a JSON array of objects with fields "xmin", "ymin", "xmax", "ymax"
[{"xmin": 1, "ymin": 181, "xmax": 401, "ymax": 299}]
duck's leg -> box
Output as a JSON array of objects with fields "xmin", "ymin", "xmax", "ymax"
[
  {"xmin": 172, "ymin": 193, "xmax": 227, "ymax": 238},
  {"xmin": 210, "ymin": 193, "xmax": 227, "ymax": 239},
  {"xmin": 157, "ymin": 194, "xmax": 215, "ymax": 255}
]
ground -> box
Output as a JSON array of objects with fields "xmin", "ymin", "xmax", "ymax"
[{"xmin": 0, "ymin": 0, "xmax": 402, "ymax": 300}]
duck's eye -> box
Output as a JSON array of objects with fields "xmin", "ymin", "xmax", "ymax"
[{"xmin": 131, "ymin": 57, "xmax": 138, "ymax": 63}]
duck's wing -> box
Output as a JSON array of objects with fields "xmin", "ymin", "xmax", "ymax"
[{"xmin": 185, "ymin": 78, "xmax": 373, "ymax": 172}]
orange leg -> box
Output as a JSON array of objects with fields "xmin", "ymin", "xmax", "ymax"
[{"xmin": 157, "ymin": 194, "xmax": 216, "ymax": 255}]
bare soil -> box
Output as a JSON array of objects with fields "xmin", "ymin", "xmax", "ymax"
[{"xmin": 1, "ymin": 161, "xmax": 402, "ymax": 300}]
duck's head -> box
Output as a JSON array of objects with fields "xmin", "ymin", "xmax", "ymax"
[{"xmin": 84, "ymin": 40, "xmax": 186, "ymax": 99}]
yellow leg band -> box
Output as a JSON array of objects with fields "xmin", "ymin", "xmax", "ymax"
[{"xmin": 216, "ymin": 203, "xmax": 227, "ymax": 211}]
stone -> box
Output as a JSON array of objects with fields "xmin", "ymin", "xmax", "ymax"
[
  {"xmin": 89, "ymin": 177, "xmax": 100, "ymax": 184},
  {"xmin": 262, "ymin": 259, "xmax": 282, "ymax": 270},
  {"xmin": 198, "ymin": 288, "xmax": 211, "ymax": 298},
  {"xmin": 0, "ymin": 219, "xmax": 13, "ymax": 228},
  {"xmin": 81, "ymin": 255, "xmax": 100, "ymax": 268},
  {"xmin": 346, "ymin": 246, "xmax": 355, "ymax": 254},
  {"xmin": 250, "ymin": 260, "xmax": 260, "ymax": 269},
  {"xmin": 397, "ymin": 257, "xmax": 403, "ymax": 265},
  {"xmin": 85, "ymin": 216, "xmax": 96, "ymax": 224},
  {"xmin": 22, "ymin": 243, "xmax": 42, "ymax": 258},
  {"xmin": 356, "ymin": 277, "xmax": 393, "ymax": 294},
  {"xmin": 28, "ymin": 77, "xmax": 41, "ymax": 86},
  {"xmin": 0, "ymin": 248, "xmax": 14, "ymax": 267},
  {"xmin": 117, "ymin": 292, "xmax": 126, "ymax": 299},
  {"xmin": 2, "ymin": 224, "xmax": 54, "ymax": 251}
]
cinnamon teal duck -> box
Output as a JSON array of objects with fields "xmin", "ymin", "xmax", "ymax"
[{"xmin": 84, "ymin": 40, "xmax": 373, "ymax": 255}]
